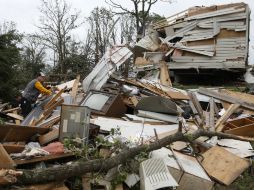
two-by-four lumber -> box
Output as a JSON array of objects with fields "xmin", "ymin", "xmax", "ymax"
[
  {"xmin": 189, "ymin": 101, "xmax": 203, "ymax": 127},
  {"xmin": 2, "ymin": 107, "xmax": 21, "ymax": 114},
  {"xmin": 215, "ymin": 104, "xmax": 240, "ymax": 132},
  {"xmin": 198, "ymin": 87, "xmax": 254, "ymax": 110},
  {"xmin": 39, "ymin": 129, "xmax": 59, "ymax": 145},
  {"xmin": 70, "ymin": 74, "xmax": 80, "ymax": 104},
  {"xmin": 209, "ymin": 98, "xmax": 215, "ymax": 131},
  {"xmin": 35, "ymin": 99, "xmax": 64, "ymax": 126},
  {"xmin": 188, "ymin": 92, "xmax": 204, "ymax": 118},
  {"xmin": 43, "ymin": 88, "xmax": 65, "ymax": 110}
]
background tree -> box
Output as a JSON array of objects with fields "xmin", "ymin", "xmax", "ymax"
[
  {"xmin": 106, "ymin": 0, "xmax": 170, "ymax": 41},
  {"xmin": 0, "ymin": 22, "xmax": 22, "ymax": 102},
  {"xmin": 20, "ymin": 34, "xmax": 46, "ymax": 83},
  {"xmin": 119, "ymin": 14, "xmax": 136, "ymax": 44},
  {"xmin": 37, "ymin": 0, "xmax": 82, "ymax": 75},
  {"xmin": 87, "ymin": 7, "xmax": 117, "ymax": 63}
]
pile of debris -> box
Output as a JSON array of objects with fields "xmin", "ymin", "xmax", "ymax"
[
  {"xmin": 0, "ymin": 2, "xmax": 254, "ymax": 190},
  {"xmin": 134, "ymin": 2, "xmax": 250, "ymax": 77},
  {"xmin": 0, "ymin": 44, "xmax": 253, "ymax": 189}
]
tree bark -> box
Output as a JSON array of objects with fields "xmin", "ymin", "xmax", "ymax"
[{"xmin": 14, "ymin": 129, "xmax": 254, "ymax": 185}]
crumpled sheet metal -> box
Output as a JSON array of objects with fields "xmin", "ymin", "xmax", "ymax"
[{"xmin": 82, "ymin": 46, "xmax": 133, "ymax": 92}]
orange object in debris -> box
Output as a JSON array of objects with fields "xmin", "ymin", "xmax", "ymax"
[{"xmin": 42, "ymin": 142, "xmax": 64, "ymax": 154}]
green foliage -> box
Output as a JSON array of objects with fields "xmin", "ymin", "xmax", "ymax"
[
  {"xmin": 0, "ymin": 117, "xmax": 5, "ymax": 124},
  {"xmin": 0, "ymin": 30, "xmax": 22, "ymax": 101},
  {"xmin": 110, "ymin": 171, "xmax": 128, "ymax": 189},
  {"xmin": 147, "ymin": 12, "xmax": 166, "ymax": 23}
]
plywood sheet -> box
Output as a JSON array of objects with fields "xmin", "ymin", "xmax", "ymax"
[{"xmin": 201, "ymin": 146, "xmax": 250, "ymax": 185}]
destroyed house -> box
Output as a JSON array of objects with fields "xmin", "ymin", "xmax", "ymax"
[{"xmin": 136, "ymin": 3, "xmax": 250, "ymax": 78}]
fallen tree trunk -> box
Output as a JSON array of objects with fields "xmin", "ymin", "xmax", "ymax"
[{"xmin": 14, "ymin": 129, "xmax": 254, "ymax": 185}]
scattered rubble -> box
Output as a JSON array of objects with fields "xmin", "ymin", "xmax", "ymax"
[{"xmin": 0, "ymin": 2, "xmax": 254, "ymax": 190}]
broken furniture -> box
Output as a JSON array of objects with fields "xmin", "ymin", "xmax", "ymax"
[
  {"xmin": 223, "ymin": 116, "xmax": 254, "ymax": 137},
  {"xmin": 80, "ymin": 90, "xmax": 127, "ymax": 118}
]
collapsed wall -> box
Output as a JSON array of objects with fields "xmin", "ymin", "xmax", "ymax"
[{"xmin": 135, "ymin": 3, "xmax": 250, "ymax": 78}]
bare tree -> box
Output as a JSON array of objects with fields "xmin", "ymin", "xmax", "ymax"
[
  {"xmin": 119, "ymin": 14, "xmax": 136, "ymax": 44},
  {"xmin": 106, "ymin": 0, "xmax": 162, "ymax": 40},
  {"xmin": 87, "ymin": 7, "xmax": 117, "ymax": 63},
  {"xmin": 21, "ymin": 35, "xmax": 46, "ymax": 78},
  {"xmin": 37, "ymin": 0, "xmax": 82, "ymax": 74},
  {"xmin": 0, "ymin": 21, "xmax": 16, "ymax": 35}
]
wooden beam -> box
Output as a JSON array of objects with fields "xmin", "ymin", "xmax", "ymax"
[
  {"xmin": 215, "ymin": 104, "xmax": 240, "ymax": 132},
  {"xmin": 189, "ymin": 101, "xmax": 203, "ymax": 127},
  {"xmin": 70, "ymin": 74, "xmax": 80, "ymax": 104},
  {"xmin": 188, "ymin": 92, "xmax": 203, "ymax": 118},
  {"xmin": 0, "ymin": 124, "xmax": 49, "ymax": 142},
  {"xmin": 43, "ymin": 88, "xmax": 65, "ymax": 110},
  {"xmin": 39, "ymin": 129, "xmax": 59, "ymax": 146},
  {"xmin": 198, "ymin": 87, "xmax": 254, "ymax": 110},
  {"xmin": 209, "ymin": 98, "xmax": 215, "ymax": 131},
  {"xmin": 0, "ymin": 144, "xmax": 16, "ymax": 169},
  {"xmin": 15, "ymin": 153, "xmax": 74, "ymax": 165},
  {"xmin": 3, "ymin": 144, "xmax": 25, "ymax": 154},
  {"xmin": 160, "ymin": 61, "xmax": 172, "ymax": 87},
  {"xmin": 2, "ymin": 107, "xmax": 20, "ymax": 114}
]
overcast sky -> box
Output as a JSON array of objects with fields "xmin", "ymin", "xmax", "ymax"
[{"xmin": 0, "ymin": 0, "xmax": 253, "ymax": 63}]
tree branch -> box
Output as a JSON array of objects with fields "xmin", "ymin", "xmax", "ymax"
[{"xmin": 11, "ymin": 129, "xmax": 254, "ymax": 185}]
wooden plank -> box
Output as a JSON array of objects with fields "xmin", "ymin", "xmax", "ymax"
[
  {"xmin": 130, "ymin": 96, "xmax": 139, "ymax": 106},
  {"xmin": 188, "ymin": 92, "xmax": 203, "ymax": 119},
  {"xmin": 14, "ymin": 153, "xmax": 74, "ymax": 165},
  {"xmin": 36, "ymin": 115, "xmax": 60, "ymax": 128},
  {"xmin": 189, "ymin": 101, "xmax": 203, "ymax": 127},
  {"xmin": 70, "ymin": 74, "xmax": 80, "ymax": 104},
  {"xmin": 0, "ymin": 144, "xmax": 16, "ymax": 169},
  {"xmin": 39, "ymin": 129, "xmax": 59, "ymax": 145},
  {"xmin": 215, "ymin": 104, "xmax": 240, "ymax": 132},
  {"xmin": 35, "ymin": 99, "xmax": 64, "ymax": 126},
  {"xmin": 2, "ymin": 107, "xmax": 20, "ymax": 114},
  {"xmin": 13, "ymin": 110, "xmax": 21, "ymax": 125},
  {"xmin": 123, "ymin": 79, "xmax": 189, "ymax": 100},
  {"xmin": 160, "ymin": 61, "xmax": 172, "ymax": 87},
  {"xmin": 225, "ymin": 123, "xmax": 254, "ymax": 137},
  {"xmin": 201, "ymin": 146, "xmax": 250, "ymax": 185},
  {"xmin": 6, "ymin": 113, "xmax": 23, "ymax": 121},
  {"xmin": 198, "ymin": 87, "xmax": 254, "ymax": 111},
  {"xmin": 209, "ymin": 98, "xmax": 215, "ymax": 131},
  {"xmin": 0, "ymin": 124, "xmax": 49, "ymax": 142},
  {"xmin": 3, "ymin": 144, "xmax": 25, "ymax": 154},
  {"xmin": 43, "ymin": 89, "xmax": 64, "ymax": 110},
  {"xmin": 43, "ymin": 99, "xmax": 64, "ymax": 118}
]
